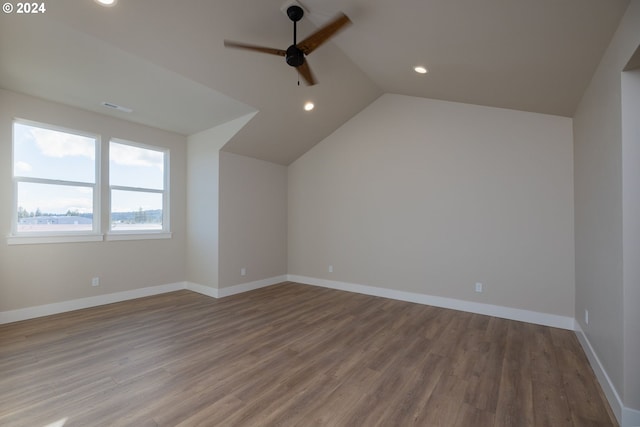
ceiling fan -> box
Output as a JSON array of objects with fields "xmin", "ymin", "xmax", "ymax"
[{"xmin": 223, "ymin": 5, "xmax": 351, "ymax": 86}]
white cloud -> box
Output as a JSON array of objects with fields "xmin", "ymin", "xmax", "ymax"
[
  {"xmin": 15, "ymin": 161, "xmax": 32, "ymax": 173},
  {"xmin": 110, "ymin": 143, "xmax": 163, "ymax": 169},
  {"xmin": 31, "ymin": 128, "xmax": 95, "ymax": 160}
]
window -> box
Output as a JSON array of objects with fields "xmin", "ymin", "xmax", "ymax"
[
  {"xmin": 9, "ymin": 119, "xmax": 171, "ymax": 244},
  {"xmin": 108, "ymin": 139, "xmax": 169, "ymax": 238},
  {"xmin": 11, "ymin": 120, "xmax": 100, "ymax": 241}
]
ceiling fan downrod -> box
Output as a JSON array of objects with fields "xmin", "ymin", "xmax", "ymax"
[{"xmin": 285, "ymin": 6, "xmax": 305, "ymax": 68}]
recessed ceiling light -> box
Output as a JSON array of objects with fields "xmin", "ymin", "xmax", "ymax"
[
  {"xmin": 414, "ymin": 66, "xmax": 428, "ymax": 74},
  {"xmin": 304, "ymin": 102, "xmax": 314, "ymax": 111},
  {"xmin": 95, "ymin": 0, "xmax": 117, "ymax": 7}
]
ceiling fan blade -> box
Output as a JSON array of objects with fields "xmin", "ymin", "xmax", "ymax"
[
  {"xmin": 296, "ymin": 13, "xmax": 351, "ymax": 55},
  {"xmin": 223, "ymin": 40, "xmax": 286, "ymax": 57},
  {"xmin": 297, "ymin": 60, "xmax": 317, "ymax": 86}
]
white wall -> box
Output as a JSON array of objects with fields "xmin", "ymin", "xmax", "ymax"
[
  {"xmin": 573, "ymin": 0, "xmax": 640, "ymax": 420},
  {"xmin": 288, "ymin": 93, "xmax": 574, "ymax": 317},
  {"xmin": 0, "ymin": 89, "xmax": 187, "ymax": 311},
  {"xmin": 218, "ymin": 151, "xmax": 287, "ymax": 288},
  {"xmin": 186, "ymin": 131, "xmax": 220, "ymax": 289},
  {"xmin": 622, "ymin": 68, "xmax": 640, "ymax": 415},
  {"xmin": 186, "ymin": 114, "xmax": 255, "ymax": 289}
]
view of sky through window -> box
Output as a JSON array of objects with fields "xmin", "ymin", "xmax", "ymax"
[
  {"xmin": 13, "ymin": 121, "xmax": 169, "ymax": 235},
  {"xmin": 109, "ymin": 140, "xmax": 166, "ymax": 231},
  {"xmin": 13, "ymin": 123, "xmax": 166, "ymax": 216},
  {"xmin": 13, "ymin": 122, "xmax": 96, "ymax": 215}
]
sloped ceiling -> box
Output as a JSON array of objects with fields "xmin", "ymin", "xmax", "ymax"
[{"xmin": 0, "ymin": 0, "xmax": 629, "ymax": 165}]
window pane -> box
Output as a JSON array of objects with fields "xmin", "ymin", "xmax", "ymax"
[
  {"xmin": 110, "ymin": 142, "xmax": 164, "ymax": 190},
  {"xmin": 13, "ymin": 122, "xmax": 96, "ymax": 183},
  {"xmin": 111, "ymin": 190, "xmax": 163, "ymax": 231},
  {"xmin": 17, "ymin": 182, "xmax": 93, "ymax": 232}
]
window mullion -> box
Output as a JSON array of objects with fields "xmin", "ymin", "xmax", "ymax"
[
  {"xmin": 110, "ymin": 185, "xmax": 163, "ymax": 194},
  {"xmin": 14, "ymin": 176, "xmax": 95, "ymax": 188}
]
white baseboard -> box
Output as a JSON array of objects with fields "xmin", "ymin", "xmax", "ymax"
[
  {"xmin": 286, "ymin": 275, "xmax": 640, "ymax": 423},
  {"xmin": 218, "ymin": 275, "xmax": 288, "ymax": 297},
  {"xmin": 0, "ymin": 282, "xmax": 186, "ymax": 325},
  {"xmin": 3, "ymin": 274, "xmax": 637, "ymax": 425},
  {"xmin": 575, "ymin": 324, "xmax": 640, "ymax": 427},
  {"xmin": 1, "ymin": 275, "xmax": 289, "ymax": 324},
  {"xmin": 623, "ymin": 407, "xmax": 640, "ymax": 427},
  {"xmin": 287, "ymin": 275, "xmax": 575, "ymax": 330},
  {"xmin": 185, "ymin": 282, "xmax": 220, "ymax": 298},
  {"xmin": 575, "ymin": 323, "xmax": 623, "ymax": 425},
  {"xmin": 186, "ymin": 275, "xmax": 288, "ymax": 299}
]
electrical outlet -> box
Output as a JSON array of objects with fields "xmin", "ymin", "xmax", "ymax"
[
  {"xmin": 328, "ymin": 265, "xmax": 333, "ymax": 273},
  {"xmin": 585, "ymin": 309, "xmax": 589, "ymax": 325},
  {"xmin": 475, "ymin": 282, "xmax": 483, "ymax": 293},
  {"xmin": 91, "ymin": 277, "xmax": 100, "ymax": 287},
  {"xmin": 240, "ymin": 267, "xmax": 246, "ymax": 276}
]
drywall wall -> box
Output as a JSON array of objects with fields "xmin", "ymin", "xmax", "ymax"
[
  {"xmin": 0, "ymin": 89, "xmax": 187, "ymax": 311},
  {"xmin": 186, "ymin": 114, "xmax": 255, "ymax": 289},
  {"xmin": 574, "ymin": 0, "xmax": 640, "ymax": 415},
  {"xmin": 218, "ymin": 151, "xmax": 287, "ymax": 288},
  {"xmin": 288, "ymin": 93, "xmax": 574, "ymax": 317},
  {"xmin": 186, "ymin": 130, "xmax": 220, "ymax": 289},
  {"xmin": 622, "ymin": 68, "xmax": 640, "ymax": 413}
]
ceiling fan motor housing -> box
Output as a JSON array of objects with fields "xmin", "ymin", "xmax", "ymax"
[{"xmin": 286, "ymin": 45, "xmax": 305, "ymax": 67}]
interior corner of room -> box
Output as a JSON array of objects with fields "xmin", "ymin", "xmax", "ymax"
[{"xmin": 1, "ymin": 0, "xmax": 639, "ymax": 425}]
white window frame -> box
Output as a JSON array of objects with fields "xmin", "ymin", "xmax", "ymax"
[
  {"xmin": 106, "ymin": 138, "xmax": 171, "ymax": 241},
  {"xmin": 8, "ymin": 119, "xmax": 102, "ymax": 245}
]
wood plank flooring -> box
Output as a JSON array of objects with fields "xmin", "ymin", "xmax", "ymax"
[{"xmin": 0, "ymin": 282, "xmax": 617, "ymax": 426}]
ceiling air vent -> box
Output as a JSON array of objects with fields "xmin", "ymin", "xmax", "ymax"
[{"xmin": 101, "ymin": 101, "xmax": 132, "ymax": 113}]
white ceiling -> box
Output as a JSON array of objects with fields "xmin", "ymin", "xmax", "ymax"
[{"xmin": 0, "ymin": 0, "xmax": 629, "ymax": 165}]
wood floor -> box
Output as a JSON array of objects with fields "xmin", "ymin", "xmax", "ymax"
[{"xmin": 0, "ymin": 282, "xmax": 616, "ymax": 427}]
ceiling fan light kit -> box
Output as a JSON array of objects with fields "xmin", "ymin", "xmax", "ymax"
[{"xmin": 224, "ymin": 5, "xmax": 351, "ymax": 86}]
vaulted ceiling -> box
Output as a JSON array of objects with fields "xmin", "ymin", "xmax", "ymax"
[{"xmin": 0, "ymin": 0, "xmax": 629, "ymax": 165}]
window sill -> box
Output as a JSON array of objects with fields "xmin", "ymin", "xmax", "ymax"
[
  {"xmin": 106, "ymin": 231, "xmax": 172, "ymax": 241},
  {"xmin": 7, "ymin": 233, "xmax": 104, "ymax": 245}
]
